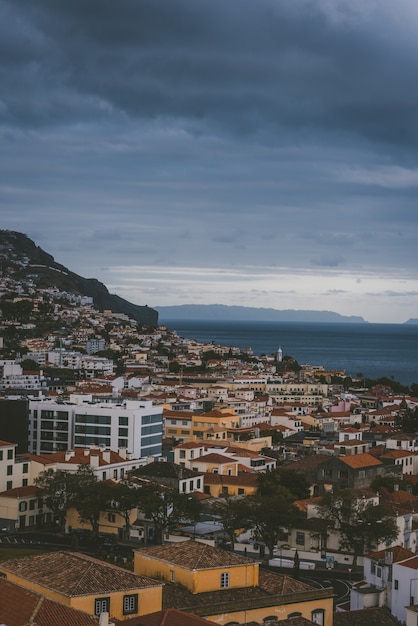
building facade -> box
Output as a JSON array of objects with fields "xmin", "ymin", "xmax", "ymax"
[{"xmin": 28, "ymin": 396, "xmax": 163, "ymax": 458}]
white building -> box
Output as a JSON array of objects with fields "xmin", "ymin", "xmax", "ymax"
[{"xmin": 28, "ymin": 396, "xmax": 163, "ymax": 458}]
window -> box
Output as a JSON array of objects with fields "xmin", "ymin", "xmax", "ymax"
[
  {"xmin": 288, "ymin": 613, "xmax": 302, "ymax": 619},
  {"xmin": 0, "ymin": 451, "xmax": 3, "ymax": 460},
  {"xmin": 94, "ymin": 597, "xmax": 110, "ymax": 616},
  {"xmin": 296, "ymin": 531, "xmax": 305, "ymax": 546},
  {"xmin": 312, "ymin": 609, "xmax": 324, "ymax": 625},
  {"xmin": 220, "ymin": 572, "xmax": 230, "ymax": 588},
  {"xmin": 179, "ymin": 450, "xmax": 186, "ymax": 459},
  {"xmin": 7, "ymin": 465, "xmax": 13, "ymax": 476},
  {"xmin": 6, "ymin": 481, "xmax": 12, "ymax": 490},
  {"xmin": 7, "ymin": 449, "xmax": 13, "ymax": 460},
  {"xmin": 19, "ymin": 501, "xmax": 27, "ymax": 512},
  {"xmin": 222, "ymin": 486, "xmax": 228, "ymax": 496},
  {"xmin": 29, "ymin": 500, "xmax": 36, "ymax": 510},
  {"xmin": 108, "ymin": 513, "xmax": 116, "ymax": 523},
  {"xmin": 170, "ymin": 569, "xmax": 175, "ymax": 582},
  {"xmin": 394, "ymin": 580, "xmax": 399, "ymax": 590},
  {"xmin": 22, "ymin": 463, "xmax": 28, "ymax": 474},
  {"xmin": 123, "ymin": 593, "xmax": 138, "ymax": 615},
  {"xmin": 22, "ymin": 478, "xmax": 28, "ymax": 486},
  {"xmin": 238, "ymin": 488, "xmax": 245, "ymax": 495}
]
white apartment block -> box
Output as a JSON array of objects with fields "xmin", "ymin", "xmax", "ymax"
[{"xmin": 28, "ymin": 396, "xmax": 163, "ymax": 458}]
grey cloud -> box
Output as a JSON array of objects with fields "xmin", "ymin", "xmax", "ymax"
[{"xmin": 1, "ymin": 0, "xmax": 418, "ymax": 152}]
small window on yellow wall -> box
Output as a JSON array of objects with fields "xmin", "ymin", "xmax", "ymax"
[
  {"xmin": 94, "ymin": 597, "xmax": 110, "ymax": 616},
  {"xmin": 312, "ymin": 609, "xmax": 325, "ymax": 625},
  {"xmin": 220, "ymin": 572, "xmax": 230, "ymax": 588},
  {"xmin": 123, "ymin": 593, "xmax": 138, "ymax": 615}
]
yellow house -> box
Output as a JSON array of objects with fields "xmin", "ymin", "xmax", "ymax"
[
  {"xmin": 66, "ymin": 503, "xmax": 138, "ymax": 539},
  {"xmin": 0, "ymin": 485, "xmax": 50, "ymax": 531},
  {"xmin": 203, "ymin": 471, "xmax": 259, "ymax": 498},
  {"xmin": 164, "ymin": 409, "xmax": 238, "ymax": 443},
  {"xmin": 134, "ymin": 540, "xmax": 334, "ymax": 626},
  {"xmin": 0, "ymin": 551, "xmax": 163, "ymax": 621}
]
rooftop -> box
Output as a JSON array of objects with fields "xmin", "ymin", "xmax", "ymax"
[{"xmin": 0, "ymin": 551, "xmax": 161, "ymax": 596}]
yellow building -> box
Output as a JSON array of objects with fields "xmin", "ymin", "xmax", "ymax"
[
  {"xmin": 134, "ymin": 540, "xmax": 334, "ymax": 625},
  {"xmin": 0, "ymin": 551, "xmax": 163, "ymax": 621},
  {"xmin": 164, "ymin": 409, "xmax": 238, "ymax": 442},
  {"xmin": 66, "ymin": 503, "xmax": 138, "ymax": 539},
  {"xmin": 203, "ymin": 471, "xmax": 259, "ymax": 498}
]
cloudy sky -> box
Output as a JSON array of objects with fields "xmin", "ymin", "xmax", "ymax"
[{"xmin": 1, "ymin": 0, "xmax": 418, "ymax": 323}]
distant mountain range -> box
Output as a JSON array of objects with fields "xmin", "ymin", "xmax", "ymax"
[
  {"xmin": 156, "ymin": 304, "xmax": 368, "ymax": 323},
  {"xmin": 0, "ymin": 230, "xmax": 158, "ymax": 326}
]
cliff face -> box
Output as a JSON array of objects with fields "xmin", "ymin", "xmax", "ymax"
[{"xmin": 0, "ymin": 230, "xmax": 158, "ymax": 326}]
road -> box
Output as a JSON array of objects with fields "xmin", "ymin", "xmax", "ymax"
[{"xmin": 300, "ymin": 575, "xmax": 351, "ymax": 608}]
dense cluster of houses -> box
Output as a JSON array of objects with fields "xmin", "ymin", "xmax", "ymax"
[{"xmin": 1, "ymin": 250, "xmax": 418, "ymax": 624}]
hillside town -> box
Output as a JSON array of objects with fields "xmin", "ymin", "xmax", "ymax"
[{"xmin": 1, "ymin": 242, "xmax": 418, "ymax": 625}]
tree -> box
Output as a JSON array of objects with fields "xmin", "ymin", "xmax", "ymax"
[
  {"xmin": 257, "ymin": 467, "xmax": 310, "ymax": 501},
  {"xmin": 370, "ymin": 476, "xmax": 406, "ymax": 493},
  {"xmin": 70, "ymin": 465, "xmax": 113, "ymax": 540},
  {"xmin": 398, "ymin": 407, "xmax": 418, "ymax": 434},
  {"xmin": 135, "ymin": 484, "xmax": 194, "ymax": 544},
  {"xmin": 110, "ymin": 482, "xmax": 142, "ymax": 541},
  {"xmin": 34, "ymin": 468, "xmax": 75, "ymax": 533},
  {"xmin": 293, "ymin": 549, "xmax": 300, "ymax": 580},
  {"xmin": 317, "ymin": 490, "xmax": 399, "ymax": 568},
  {"xmin": 21, "ymin": 358, "xmax": 40, "ymax": 372},
  {"xmin": 250, "ymin": 486, "xmax": 299, "ymax": 557},
  {"xmin": 211, "ymin": 496, "xmax": 252, "ymax": 551}
]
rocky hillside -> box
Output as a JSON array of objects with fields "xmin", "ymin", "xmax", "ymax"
[{"xmin": 0, "ymin": 230, "xmax": 158, "ymax": 326}]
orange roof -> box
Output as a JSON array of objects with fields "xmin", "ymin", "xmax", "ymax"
[
  {"xmin": 339, "ymin": 453, "xmax": 382, "ymax": 469},
  {"xmin": 0, "ymin": 577, "xmax": 99, "ymax": 626}
]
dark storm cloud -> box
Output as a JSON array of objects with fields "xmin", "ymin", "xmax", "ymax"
[{"xmin": 1, "ymin": 0, "xmax": 418, "ymax": 150}]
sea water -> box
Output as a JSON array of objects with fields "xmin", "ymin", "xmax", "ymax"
[{"xmin": 161, "ymin": 320, "xmax": 418, "ymax": 387}]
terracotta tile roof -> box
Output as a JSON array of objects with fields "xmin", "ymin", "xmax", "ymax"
[
  {"xmin": 293, "ymin": 496, "xmax": 323, "ymax": 513},
  {"xmin": 0, "ymin": 485, "xmax": 41, "ymax": 498},
  {"xmin": 333, "ymin": 607, "xmax": 401, "ymax": 626},
  {"xmin": 0, "ymin": 577, "xmax": 99, "ymax": 626},
  {"xmin": 0, "ymin": 551, "xmax": 161, "ymax": 596},
  {"xmin": 366, "ymin": 545, "xmax": 415, "ymax": 563},
  {"xmin": 380, "ymin": 450, "xmax": 413, "ymax": 459},
  {"xmin": 136, "ymin": 540, "xmax": 256, "ymax": 570},
  {"xmin": 0, "ymin": 439, "xmax": 15, "ymax": 446},
  {"xmin": 115, "ymin": 608, "xmax": 214, "ymax": 625},
  {"xmin": 45, "ymin": 448, "xmax": 126, "ymax": 465},
  {"xmin": 396, "ymin": 554, "xmax": 418, "ymax": 570},
  {"xmin": 194, "ymin": 453, "xmax": 237, "ymax": 464},
  {"xmin": 338, "ymin": 453, "xmax": 382, "ymax": 469}
]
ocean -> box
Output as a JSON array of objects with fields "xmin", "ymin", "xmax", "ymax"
[{"xmin": 161, "ymin": 320, "xmax": 418, "ymax": 387}]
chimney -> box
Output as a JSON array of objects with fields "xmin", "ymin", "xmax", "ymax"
[
  {"xmin": 118, "ymin": 447, "xmax": 127, "ymax": 460},
  {"xmin": 65, "ymin": 450, "xmax": 75, "ymax": 461},
  {"xmin": 99, "ymin": 613, "xmax": 115, "ymax": 626},
  {"xmin": 102, "ymin": 449, "xmax": 111, "ymax": 463},
  {"xmin": 90, "ymin": 454, "xmax": 99, "ymax": 467}
]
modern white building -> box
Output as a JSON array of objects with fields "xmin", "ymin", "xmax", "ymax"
[{"xmin": 28, "ymin": 396, "xmax": 163, "ymax": 458}]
